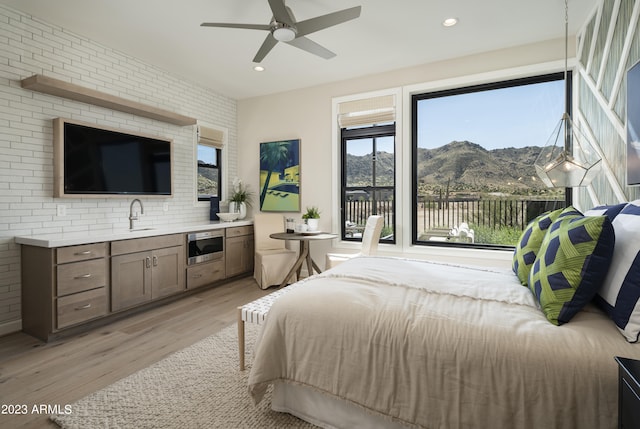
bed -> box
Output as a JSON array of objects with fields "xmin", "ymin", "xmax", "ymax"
[
  {"xmin": 247, "ymin": 255, "xmax": 640, "ymax": 429},
  {"xmin": 248, "ymin": 200, "xmax": 640, "ymax": 429}
]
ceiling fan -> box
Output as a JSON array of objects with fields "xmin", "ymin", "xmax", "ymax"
[{"xmin": 201, "ymin": 0, "xmax": 362, "ymax": 63}]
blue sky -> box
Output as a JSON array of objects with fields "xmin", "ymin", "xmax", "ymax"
[
  {"xmin": 345, "ymin": 79, "xmax": 565, "ymax": 156},
  {"xmin": 417, "ymin": 79, "xmax": 565, "ymax": 150}
]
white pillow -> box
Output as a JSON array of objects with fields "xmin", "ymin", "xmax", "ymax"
[{"xmin": 595, "ymin": 200, "xmax": 640, "ymax": 341}]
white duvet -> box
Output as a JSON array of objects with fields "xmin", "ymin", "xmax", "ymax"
[{"xmin": 248, "ymin": 256, "xmax": 640, "ymax": 429}]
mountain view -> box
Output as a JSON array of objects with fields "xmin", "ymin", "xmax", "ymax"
[
  {"xmin": 197, "ymin": 160, "xmax": 219, "ymax": 196},
  {"xmin": 347, "ymin": 140, "xmax": 562, "ymax": 198}
]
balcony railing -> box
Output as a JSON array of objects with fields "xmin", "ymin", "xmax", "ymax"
[{"xmin": 343, "ymin": 196, "xmax": 564, "ymax": 244}]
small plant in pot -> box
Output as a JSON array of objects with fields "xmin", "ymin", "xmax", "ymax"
[
  {"xmin": 229, "ymin": 178, "xmax": 253, "ymax": 220},
  {"xmin": 302, "ymin": 206, "xmax": 321, "ymax": 231}
]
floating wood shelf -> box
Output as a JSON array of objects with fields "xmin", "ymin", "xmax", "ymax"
[{"xmin": 21, "ymin": 74, "xmax": 197, "ymax": 126}]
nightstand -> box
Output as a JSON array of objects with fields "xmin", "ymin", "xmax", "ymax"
[{"xmin": 615, "ymin": 356, "xmax": 640, "ymax": 429}]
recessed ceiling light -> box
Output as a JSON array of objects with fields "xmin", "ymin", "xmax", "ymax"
[
  {"xmin": 253, "ymin": 65, "xmax": 265, "ymax": 72},
  {"xmin": 442, "ymin": 17, "xmax": 458, "ymax": 27}
]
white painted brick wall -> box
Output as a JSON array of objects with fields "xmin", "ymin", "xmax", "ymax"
[{"xmin": 0, "ymin": 4, "xmax": 238, "ymax": 332}]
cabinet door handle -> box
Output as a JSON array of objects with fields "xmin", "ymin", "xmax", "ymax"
[
  {"xmin": 192, "ymin": 274, "xmax": 202, "ymax": 279},
  {"xmin": 153, "ymin": 255, "xmax": 158, "ymax": 267},
  {"xmin": 75, "ymin": 250, "xmax": 92, "ymax": 256},
  {"xmin": 146, "ymin": 256, "xmax": 151, "ymax": 268},
  {"xmin": 74, "ymin": 273, "xmax": 92, "ymax": 279},
  {"xmin": 75, "ymin": 303, "xmax": 92, "ymax": 310}
]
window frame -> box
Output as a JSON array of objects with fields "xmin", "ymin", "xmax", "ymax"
[
  {"xmin": 340, "ymin": 123, "xmax": 396, "ymax": 244},
  {"xmin": 410, "ymin": 71, "xmax": 572, "ymax": 250},
  {"xmin": 196, "ymin": 143, "xmax": 222, "ymax": 203}
]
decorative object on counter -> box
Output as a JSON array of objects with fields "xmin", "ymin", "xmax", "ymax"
[
  {"xmin": 259, "ymin": 139, "xmax": 300, "ymax": 212},
  {"xmin": 302, "ymin": 206, "xmax": 320, "ymax": 231},
  {"xmin": 230, "ymin": 177, "xmax": 253, "ymax": 219},
  {"xmin": 217, "ymin": 212, "xmax": 240, "ymax": 222},
  {"xmin": 209, "ymin": 196, "xmax": 220, "ymax": 221}
]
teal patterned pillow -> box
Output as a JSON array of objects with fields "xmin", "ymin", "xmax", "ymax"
[
  {"xmin": 528, "ymin": 207, "xmax": 615, "ymax": 325},
  {"xmin": 512, "ymin": 208, "xmax": 563, "ymax": 286}
]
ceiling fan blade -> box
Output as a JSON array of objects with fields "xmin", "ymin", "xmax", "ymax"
[
  {"xmin": 267, "ymin": 0, "xmax": 295, "ymax": 27},
  {"xmin": 253, "ymin": 34, "xmax": 279, "ymax": 63},
  {"xmin": 295, "ymin": 6, "xmax": 361, "ymax": 37},
  {"xmin": 286, "ymin": 36, "xmax": 336, "ymax": 60},
  {"xmin": 200, "ymin": 22, "xmax": 271, "ymax": 31}
]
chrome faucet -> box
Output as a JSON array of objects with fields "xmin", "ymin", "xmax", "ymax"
[{"xmin": 129, "ymin": 198, "xmax": 144, "ymax": 229}]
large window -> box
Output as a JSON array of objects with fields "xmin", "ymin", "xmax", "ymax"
[
  {"xmin": 197, "ymin": 144, "xmax": 221, "ymax": 201},
  {"xmin": 412, "ymin": 73, "xmax": 569, "ymax": 249},
  {"xmin": 341, "ymin": 123, "xmax": 395, "ymax": 243}
]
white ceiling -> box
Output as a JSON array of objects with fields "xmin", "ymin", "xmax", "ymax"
[{"xmin": 0, "ymin": 0, "xmax": 598, "ymax": 100}]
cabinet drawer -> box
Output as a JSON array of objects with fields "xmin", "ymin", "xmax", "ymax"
[
  {"xmin": 111, "ymin": 234, "xmax": 183, "ymax": 256},
  {"xmin": 57, "ymin": 287, "xmax": 108, "ymax": 329},
  {"xmin": 57, "ymin": 242, "xmax": 107, "ymax": 264},
  {"xmin": 57, "ymin": 258, "xmax": 107, "ymax": 296},
  {"xmin": 187, "ymin": 259, "xmax": 225, "ymax": 289},
  {"xmin": 226, "ymin": 225, "xmax": 253, "ymax": 238}
]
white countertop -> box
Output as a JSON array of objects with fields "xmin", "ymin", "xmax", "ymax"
[{"xmin": 14, "ymin": 219, "xmax": 253, "ymax": 248}]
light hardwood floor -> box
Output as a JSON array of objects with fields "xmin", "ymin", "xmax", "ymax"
[{"xmin": 0, "ymin": 276, "xmax": 271, "ymax": 429}]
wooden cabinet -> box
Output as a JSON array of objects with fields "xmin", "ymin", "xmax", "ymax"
[
  {"xmin": 21, "ymin": 242, "xmax": 108, "ymax": 341},
  {"xmin": 111, "ymin": 251, "xmax": 152, "ymax": 311},
  {"xmin": 19, "ymin": 224, "xmax": 252, "ymax": 341},
  {"xmin": 225, "ymin": 226, "xmax": 254, "ymax": 277},
  {"xmin": 57, "ymin": 287, "xmax": 107, "ymax": 329},
  {"xmin": 111, "ymin": 235, "xmax": 184, "ymax": 312},
  {"xmin": 186, "ymin": 259, "xmax": 225, "ymax": 290}
]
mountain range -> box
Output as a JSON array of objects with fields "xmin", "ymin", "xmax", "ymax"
[{"xmin": 347, "ymin": 140, "xmax": 556, "ymax": 196}]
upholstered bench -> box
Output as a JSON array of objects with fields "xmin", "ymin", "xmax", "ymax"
[{"xmin": 238, "ymin": 287, "xmax": 293, "ymax": 370}]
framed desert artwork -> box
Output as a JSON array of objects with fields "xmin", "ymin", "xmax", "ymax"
[{"xmin": 259, "ymin": 139, "xmax": 300, "ymax": 212}]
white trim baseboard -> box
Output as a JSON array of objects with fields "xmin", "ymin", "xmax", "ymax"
[{"xmin": 0, "ymin": 319, "xmax": 22, "ymax": 337}]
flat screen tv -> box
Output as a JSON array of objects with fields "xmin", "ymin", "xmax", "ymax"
[
  {"xmin": 53, "ymin": 118, "xmax": 172, "ymax": 197},
  {"xmin": 627, "ymin": 59, "xmax": 640, "ymax": 186}
]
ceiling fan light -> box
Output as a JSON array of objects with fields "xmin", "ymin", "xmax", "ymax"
[{"xmin": 273, "ymin": 27, "xmax": 296, "ymax": 42}]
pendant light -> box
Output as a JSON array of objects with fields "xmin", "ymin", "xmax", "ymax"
[{"xmin": 534, "ymin": 0, "xmax": 601, "ymax": 188}]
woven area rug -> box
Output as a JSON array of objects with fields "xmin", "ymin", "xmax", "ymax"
[{"xmin": 51, "ymin": 323, "xmax": 316, "ymax": 429}]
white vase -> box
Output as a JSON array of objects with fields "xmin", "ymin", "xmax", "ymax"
[
  {"xmin": 306, "ymin": 218, "xmax": 319, "ymax": 231},
  {"xmin": 230, "ymin": 202, "xmax": 247, "ymax": 219}
]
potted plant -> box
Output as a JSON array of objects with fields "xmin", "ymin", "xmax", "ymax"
[
  {"xmin": 302, "ymin": 206, "xmax": 320, "ymax": 231},
  {"xmin": 230, "ymin": 178, "xmax": 253, "ymax": 219}
]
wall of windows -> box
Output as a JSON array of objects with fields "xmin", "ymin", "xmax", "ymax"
[
  {"xmin": 341, "ymin": 124, "xmax": 396, "ymax": 243},
  {"xmin": 411, "ymin": 73, "xmax": 570, "ymax": 249}
]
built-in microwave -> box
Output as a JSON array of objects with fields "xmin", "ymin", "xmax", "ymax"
[{"xmin": 187, "ymin": 230, "xmax": 224, "ymax": 265}]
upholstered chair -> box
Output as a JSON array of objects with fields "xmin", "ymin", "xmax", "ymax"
[
  {"xmin": 253, "ymin": 213, "xmax": 297, "ymax": 289},
  {"xmin": 325, "ymin": 215, "xmax": 384, "ymax": 269}
]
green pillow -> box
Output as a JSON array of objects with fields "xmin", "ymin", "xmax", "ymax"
[
  {"xmin": 512, "ymin": 208, "xmax": 563, "ymax": 286},
  {"xmin": 528, "ymin": 207, "xmax": 615, "ymax": 325}
]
